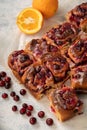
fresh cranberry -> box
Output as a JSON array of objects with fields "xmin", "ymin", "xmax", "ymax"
[
  {"xmin": 0, "ymin": 80, "xmax": 5, "ymax": 87},
  {"xmin": 20, "ymin": 108, "xmax": 26, "ymax": 114},
  {"xmin": 27, "ymin": 105, "xmax": 33, "ymax": 111},
  {"xmin": 0, "ymin": 71, "xmax": 6, "ymax": 77},
  {"xmin": 20, "ymin": 89, "xmax": 26, "ymax": 96},
  {"xmin": 13, "ymin": 95, "xmax": 20, "ymax": 101},
  {"xmin": 2, "ymin": 93, "xmax": 8, "ymax": 99},
  {"xmin": 29, "ymin": 117, "xmax": 37, "ymax": 125},
  {"xmin": 5, "ymin": 83, "xmax": 11, "ymax": 89},
  {"xmin": 10, "ymin": 91, "xmax": 16, "ymax": 97},
  {"xmin": 26, "ymin": 110, "xmax": 31, "ymax": 117},
  {"xmin": 22, "ymin": 103, "xmax": 28, "ymax": 109},
  {"xmin": 12, "ymin": 105, "xmax": 18, "ymax": 112},
  {"xmin": 4, "ymin": 76, "xmax": 11, "ymax": 83},
  {"xmin": 38, "ymin": 111, "xmax": 45, "ymax": 118},
  {"xmin": 46, "ymin": 118, "xmax": 53, "ymax": 126}
]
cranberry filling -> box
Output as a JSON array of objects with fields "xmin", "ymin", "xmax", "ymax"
[
  {"xmin": 12, "ymin": 50, "xmax": 24, "ymax": 57},
  {"xmin": 30, "ymin": 39, "xmax": 39, "ymax": 51},
  {"xmin": 70, "ymin": 14, "xmax": 80, "ymax": 26},
  {"xmin": 19, "ymin": 54, "xmax": 30, "ymax": 63},
  {"xmin": 51, "ymin": 106, "xmax": 55, "ymax": 113},
  {"xmin": 53, "ymin": 64, "xmax": 60, "ymax": 70},
  {"xmin": 73, "ymin": 74, "xmax": 81, "ymax": 79},
  {"xmin": 49, "ymin": 45, "xmax": 58, "ymax": 52}
]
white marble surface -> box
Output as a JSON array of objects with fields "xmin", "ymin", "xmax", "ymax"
[{"xmin": 0, "ymin": 0, "xmax": 87, "ymax": 130}]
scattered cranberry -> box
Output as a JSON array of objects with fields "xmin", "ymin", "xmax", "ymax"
[
  {"xmin": 0, "ymin": 71, "xmax": 6, "ymax": 77},
  {"xmin": 2, "ymin": 93, "xmax": 8, "ymax": 99},
  {"xmin": 22, "ymin": 103, "xmax": 28, "ymax": 109},
  {"xmin": 5, "ymin": 83, "xmax": 11, "ymax": 89},
  {"xmin": 4, "ymin": 76, "xmax": 11, "ymax": 83},
  {"xmin": 26, "ymin": 110, "xmax": 31, "ymax": 117},
  {"xmin": 46, "ymin": 118, "xmax": 53, "ymax": 126},
  {"xmin": 13, "ymin": 95, "xmax": 20, "ymax": 101},
  {"xmin": 27, "ymin": 105, "xmax": 33, "ymax": 111},
  {"xmin": 12, "ymin": 105, "xmax": 18, "ymax": 112},
  {"xmin": 29, "ymin": 117, "xmax": 37, "ymax": 125},
  {"xmin": 10, "ymin": 91, "xmax": 16, "ymax": 97},
  {"xmin": 20, "ymin": 108, "xmax": 26, "ymax": 114},
  {"xmin": 0, "ymin": 80, "xmax": 5, "ymax": 87},
  {"xmin": 38, "ymin": 111, "xmax": 45, "ymax": 118},
  {"xmin": 20, "ymin": 89, "xmax": 26, "ymax": 96}
]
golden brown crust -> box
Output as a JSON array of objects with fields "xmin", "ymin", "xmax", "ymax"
[{"xmin": 80, "ymin": 18, "xmax": 87, "ymax": 33}]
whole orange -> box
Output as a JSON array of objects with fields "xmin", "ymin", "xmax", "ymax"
[{"xmin": 32, "ymin": 0, "xmax": 58, "ymax": 19}]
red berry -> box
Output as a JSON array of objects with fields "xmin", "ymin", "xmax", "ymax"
[
  {"xmin": 10, "ymin": 91, "xmax": 16, "ymax": 97},
  {"xmin": 29, "ymin": 117, "xmax": 36, "ymax": 125},
  {"xmin": 13, "ymin": 95, "xmax": 20, "ymax": 101},
  {"xmin": 12, "ymin": 105, "xmax": 18, "ymax": 112},
  {"xmin": 26, "ymin": 110, "xmax": 31, "ymax": 117},
  {"xmin": 4, "ymin": 76, "xmax": 11, "ymax": 83},
  {"xmin": 20, "ymin": 108, "xmax": 26, "ymax": 114},
  {"xmin": 5, "ymin": 83, "xmax": 11, "ymax": 89},
  {"xmin": 46, "ymin": 118, "xmax": 53, "ymax": 126},
  {"xmin": 20, "ymin": 89, "xmax": 26, "ymax": 96},
  {"xmin": 0, "ymin": 71, "xmax": 6, "ymax": 77},
  {"xmin": 27, "ymin": 105, "xmax": 33, "ymax": 111},
  {"xmin": 0, "ymin": 80, "xmax": 5, "ymax": 87},
  {"xmin": 38, "ymin": 111, "xmax": 45, "ymax": 118},
  {"xmin": 2, "ymin": 93, "xmax": 8, "ymax": 99},
  {"xmin": 22, "ymin": 103, "xmax": 28, "ymax": 109}
]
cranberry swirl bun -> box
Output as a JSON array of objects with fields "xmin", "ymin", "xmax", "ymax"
[
  {"xmin": 22, "ymin": 63, "xmax": 54, "ymax": 99},
  {"xmin": 49, "ymin": 87, "xmax": 83, "ymax": 121},
  {"xmin": 66, "ymin": 2, "xmax": 87, "ymax": 27},
  {"xmin": 71, "ymin": 64, "xmax": 87, "ymax": 92},
  {"xmin": 43, "ymin": 22, "xmax": 79, "ymax": 48},
  {"xmin": 43, "ymin": 53, "xmax": 69, "ymax": 83},
  {"xmin": 25, "ymin": 38, "xmax": 59, "ymax": 63},
  {"xmin": 8, "ymin": 50, "xmax": 34, "ymax": 81},
  {"xmin": 68, "ymin": 36, "xmax": 87, "ymax": 64}
]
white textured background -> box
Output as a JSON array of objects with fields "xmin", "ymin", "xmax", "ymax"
[{"xmin": 0, "ymin": 0, "xmax": 87, "ymax": 130}]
